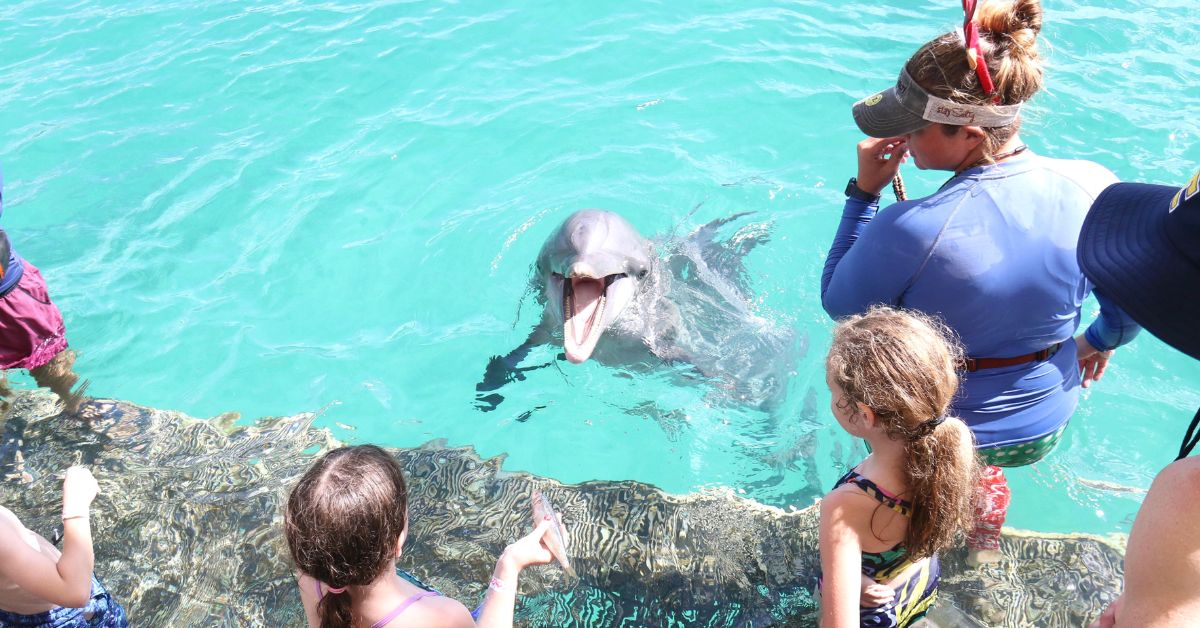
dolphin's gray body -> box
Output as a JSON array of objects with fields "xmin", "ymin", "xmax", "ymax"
[{"xmin": 477, "ymin": 209, "xmax": 798, "ymax": 412}]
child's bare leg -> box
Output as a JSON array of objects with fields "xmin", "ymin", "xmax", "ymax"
[{"xmin": 29, "ymin": 350, "xmax": 88, "ymax": 414}]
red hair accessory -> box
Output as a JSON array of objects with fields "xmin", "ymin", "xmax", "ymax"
[{"xmin": 962, "ymin": 0, "xmax": 1000, "ymax": 104}]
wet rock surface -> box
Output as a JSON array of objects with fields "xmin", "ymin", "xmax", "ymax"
[{"xmin": 0, "ymin": 392, "xmax": 1123, "ymax": 626}]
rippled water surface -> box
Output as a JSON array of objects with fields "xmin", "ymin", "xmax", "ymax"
[{"xmin": 1, "ymin": 0, "xmax": 1198, "ymax": 539}]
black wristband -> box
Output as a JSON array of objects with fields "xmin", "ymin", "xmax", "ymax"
[{"xmin": 845, "ymin": 177, "xmax": 881, "ymax": 203}]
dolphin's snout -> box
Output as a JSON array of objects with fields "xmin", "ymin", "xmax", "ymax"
[{"xmin": 568, "ymin": 262, "xmax": 601, "ymax": 279}]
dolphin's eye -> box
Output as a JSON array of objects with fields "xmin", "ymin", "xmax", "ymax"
[
  {"xmin": 637, "ymin": 269, "xmax": 649, "ymax": 279},
  {"xmin": 551, "ymin": 272, "xmax": 563, "ymax": 280}
]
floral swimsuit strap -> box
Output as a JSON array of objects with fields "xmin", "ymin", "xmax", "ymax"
[{"xmin": 835, "ymin": 469, "xmax": 913, "ymax": 517}]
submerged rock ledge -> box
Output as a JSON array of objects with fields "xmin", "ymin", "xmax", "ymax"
[{"xmin": 0, "ymin": 392, "xmax": 1122, "ymax": 626}]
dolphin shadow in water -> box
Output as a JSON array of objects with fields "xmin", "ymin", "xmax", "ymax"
[{"xmin": 475, "ymin": 209, "xmax": 801, "ymax": 415}]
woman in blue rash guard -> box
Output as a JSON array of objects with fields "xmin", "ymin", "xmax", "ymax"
[{"xmin": 820, "ymin": 0, "xmax": 1141, "ymax": 566}]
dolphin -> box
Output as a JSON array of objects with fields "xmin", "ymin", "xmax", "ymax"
[
  {"xmin": 476, "ymin": 209, "xmax": 799, "ymax": 413},
  {"xmin": 538, "ymin": 209, "xmax": 654, "ymax": 364}
]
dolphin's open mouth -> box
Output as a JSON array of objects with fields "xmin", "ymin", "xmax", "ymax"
[{"xmin": 562, "ymin": 274, "xmax": 621, "ymax": 364}]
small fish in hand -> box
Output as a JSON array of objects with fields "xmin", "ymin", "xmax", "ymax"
[{"xmin": 531, "ymin": 489, "xmax": 576, "ymax": 579}]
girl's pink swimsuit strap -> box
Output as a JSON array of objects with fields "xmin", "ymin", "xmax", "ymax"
[{"xmin": 314, "ymin": 580, "xmax": 441, "ymax": 628}]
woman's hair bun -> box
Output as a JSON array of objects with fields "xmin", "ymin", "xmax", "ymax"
[{"xmin": 976, "ymin": 0, "xmax": 1043, "ymax": 37}]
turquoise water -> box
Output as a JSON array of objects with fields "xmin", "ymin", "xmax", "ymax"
[{"xmin": 1, "ymin": 0, "xmax": 1197, "ymax": 539}]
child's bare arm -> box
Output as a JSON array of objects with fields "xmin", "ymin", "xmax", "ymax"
[
  {"xmin": 819, "ymin": 490, "xmax": 870, "ymax": 628},
  {"xmin": 474, "ymin": 516, "xmax": 561, "ymax": 628},
  {"xmin": 0, "ymin": 467, "xmax": 97, "ymax": 608}
]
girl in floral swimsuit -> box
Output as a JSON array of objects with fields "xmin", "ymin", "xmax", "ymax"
[{"xmin": 818, "ymin": 307, "xmax": 979, "ymax": 627}]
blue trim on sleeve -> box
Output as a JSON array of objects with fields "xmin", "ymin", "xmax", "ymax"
[{"xmin": 1084, "ymin": 289, "xmax": 1142, "ymax": 351}]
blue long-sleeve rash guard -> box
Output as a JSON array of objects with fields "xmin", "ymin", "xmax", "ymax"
[
  {"xmin": 0, "ymin": 167, "xmax": 27, "ymax": 296},
  {"xmin": 822, "ymin": 152, "xmax": 1141, "ymax": 448}
]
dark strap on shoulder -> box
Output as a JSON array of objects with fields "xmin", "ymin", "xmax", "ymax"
[
  {"xmin": 1177, "ymin": 406, "xmax": 1200, "ymax": 460},
  {"xmin": 836, "ymin": 470, "xmax": 912, "ymax": 516}
]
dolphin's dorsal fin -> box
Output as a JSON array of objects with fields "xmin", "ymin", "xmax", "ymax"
[
  {"xmin": 667, "ymin": 213, "xmax": 772, "ymax": 299},
  {"xmin": 664, "ymin": 200, "xmax": 706, "ymax": 242}
]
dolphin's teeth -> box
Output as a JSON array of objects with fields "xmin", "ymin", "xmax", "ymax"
[
  {"xmin": 563, "ymin": 276, "xmax": 609, "ymax": 361},
  {"xmin": 564, "ymin": 291, "xmax": 573, "ymax": 329}
]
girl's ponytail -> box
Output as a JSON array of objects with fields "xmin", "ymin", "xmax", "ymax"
[
  {"xmin": 318, "ymin": 590, "xmax": 355, "ymax": 628},
  {"xmin": 902, "ymin": 416, "xmax": 979, "ymax": 559}
]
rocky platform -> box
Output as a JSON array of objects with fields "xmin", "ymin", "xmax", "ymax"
[{"xmin": 0, "ymin": 392, "xmax": 1123, "ymax": 626}]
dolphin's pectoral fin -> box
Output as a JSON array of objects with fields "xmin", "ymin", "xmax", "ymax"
[
  {"xmin": 652, "ymin": 346, "xmax": 693, "ymax": 365},
  {"xmin": 474, "ymin": 325, "xmax": 553, "ymax": 411},
  {"xmin": 653, "ymin": 347, "xmax": 732, "ymax": 395},
  {"xmin": 649, "ymin": 340, "xmax": 706, "ymax": 373},
  {"xmin": 473, "ymin": 361, "xmax": 553, "ymax": 412},
  {"xmin": 484, "ymin": 356, "xmax": 553, "ymax": 385}
]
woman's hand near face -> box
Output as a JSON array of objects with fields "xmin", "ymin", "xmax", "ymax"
[{"xmin": 855, "ymin": 137, "xmax": 909, "ymax": 196}]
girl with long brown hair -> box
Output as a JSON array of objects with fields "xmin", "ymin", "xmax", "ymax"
[
  {"xmin": 285, "ymin": 445, "xmax": 559, "ymax": 628},
  {"xmin": 819, "ymin": 307, "xmax": 979, "ymax": 627}
]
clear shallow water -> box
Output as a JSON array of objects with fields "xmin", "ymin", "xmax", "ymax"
[{"xmin": 0, "ymin": 0, "xmax": 1197, "ymax": 538}]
